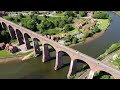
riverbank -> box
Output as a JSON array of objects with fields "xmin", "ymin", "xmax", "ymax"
[
  {"xmin": 69, "ymin": 31, "xmax": 105, "ymax": 48},
  {"xmin": 112, "ymin": 11, "xmax": 120, "ymax": 16},
  {"xmin": 69, "ymin": 18, "xmax": 110, "ymax": 47},
  {"xmin": 0, "ymin": 55, "xmax": 24, "ymax": 63},
  {"xmin": 0, "ymin": 50, "xmax": 34, "ymax": 63}
]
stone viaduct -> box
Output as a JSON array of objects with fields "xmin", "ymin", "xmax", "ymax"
[{"xmin": 0, "ymin": 17, "xmax": 120, "ymax": 79}]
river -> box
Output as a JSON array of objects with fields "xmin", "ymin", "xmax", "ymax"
[{"xmin": 0, "ymin": 12, "xmax": 120, "ymax": 79}]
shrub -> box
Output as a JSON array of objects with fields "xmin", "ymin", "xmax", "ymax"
[{"xmin": 92, "ymin": 11, "xmax": 109, "ymax": 19}]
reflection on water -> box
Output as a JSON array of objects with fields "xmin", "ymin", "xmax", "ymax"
[{"xmin": 0, "ymin": 12, "xmax": 120, "ymax": 79}]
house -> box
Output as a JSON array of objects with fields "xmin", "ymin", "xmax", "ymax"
[
  {"xmin": 76, "ymin": 20, "xmax": 88, "ymax": 29},
  {"xmin": 5, "ymin": 43, "xmax": 18, "ymax": 53},
  {"xmin": 0, "ymin": 42, "xmax": 5, "ymax": 50},
  {"xmin": 8, "ymin": 46, "xmax": 18, "ymax": 53}
]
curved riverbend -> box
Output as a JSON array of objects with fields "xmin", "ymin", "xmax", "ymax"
[{"xmin": 0, "ymin": 12, "xmax": 120, "ymax": 79}]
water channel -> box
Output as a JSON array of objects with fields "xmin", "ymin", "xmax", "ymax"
[{"xmin": 0, "ymin": 12, "xmax": 120, "ymax": 79}]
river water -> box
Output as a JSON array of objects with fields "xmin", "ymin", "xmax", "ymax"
[{"xmin": 0, "ymin": 12, "xmax": 120, "ymax": 79}]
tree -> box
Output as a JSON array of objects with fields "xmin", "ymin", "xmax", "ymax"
[
  {"xmin": 100, "ymin": 75, "xmax": 111, "ymax": 79},
  {"xmin": 4, "ymin": 16, "xmax": 14, "ymax": 21},
  {"xmin": 21, "ymin": 17, "xmax": 36, "ymax": 31},
  {"xmin": 37, "ymin": 24, "xmax": 44, "ymax": 33},
  {"xmin": 54, "ymin": 19, "xmax": 59, "ymax": 27},
  {"xmin": 58, "ymin": 20, "xmax": 66, "ymax": 28},
  {"xmin": 53, "ymin": 17, "xmax": 62, "ymax": 27},
  {"xmin": 32, "ymin": 15, "xmax": 38, "ymax": 22},
  {"xmin": 21, "ymin": 17, "xmax": 29, "ymax": 27},
  {"xmin": 64, "ymin": 35, "xmax": 72, "ymax": 42},
  {"xmin": 83, "ymin": 30, "xmax": 90, "ymax": 38},
  {"xmin": 14, "ymin": 17, "xmax": 20, "ymax": 23},
  {"xmin": 74, "ymin": 11, "xmax": 79, "ymax": 14},
  {"xmin": 92, "ymin": 11, "xmax": 109, "ymax": 19},
  {"xmin": 0, "ymin": 30, "xmax": 10, "ymax": 43},
  {"xmin": 79, "ymin": 11, "xmax": 87, "ymax": 17},
  {"xmin": 26, "ymin": 19, "xmax": 36, "ymax": 31},
  {"xmin": 64, "ymin": 16, "xmax": 73, "ymax": 24},
  {"xmin": 64, "ymin": 11, "xmax": 75, "ymax": 17},
  {"xmin": 93, "ymin": 26, "xmax": 101, "ymax": 33},
  {"xmin": 9, "ymin": 17, "xmax": 14, "ymax": 21},
  {"xmin": 30, "ymin": 13, "xmax": 35, "ymax": 18},
  {"xmin": 72, "ymin": 37, "xmax": 78, "ymax": 44},
  {"xmin": 19, "ymin": 13, "xmax": 24, "ymax": 19},
  {"xmin": 43, "ymin": 15, "xmax": 47, "ymax": 19},
  {"xmin": 63, "ymin": 24, "xmax": 74, "ymax": 33},
  {"xmin": 41, "ymin": 19, "xmax": 54, "ymax": 29},
  {"xmin": 67, "ymin": 17, "xmax": 73, "ymax": 23}
]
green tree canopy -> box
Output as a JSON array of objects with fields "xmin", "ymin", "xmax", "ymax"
[
  {"xmin": 79, "ymin": 11, "xmax": 87, "ymax": 17},
  {"xmin": 63, "ymin": 24, "xmax": 74, "ymax": 33},
  {"xmin": 64, "ymin": 11, "xmax": 75, "ymax": 17},
  {"xmin": 92, "ymin": 11, "xmax": 109, "ymax": 19}
]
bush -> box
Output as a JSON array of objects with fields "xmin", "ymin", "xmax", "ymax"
[
  {"xmin": 83, "ymin": 30, "xmax": 90, "ymax": 38},
  {"xmin": 93, "ymin": 26, "xmax": 101, "ymax": 33},
  {"xmin": 65, "ymin": 42, "xmax": 71, "ymax": 46},
  {"xmin": 64, "ymin": 11, "xmax": 76, "ymax": 17},
  {"xmin": 64, "ymin": 35, "xmax": 72, "ymax": 42},
  {"xmin": 72, "ymin": 37, "xmax": 78, "ymax": 44},
  {"xmin": 79, "ymin": 11, "xmax": 87, "ymax": 17},
  {"xmin": 92, "ymin": 11, "xmax": 109, "ymax": 19},
  {"xmin": 97, "ymin": 41, "xmax": 120, "ymax": 60},
  {"xmin": 78, "ymin": 37, "xmax": 85, "ymax": 42},
  {"xmin": 106, "ymin": 43, "xmax": 120, "ymax": 54},
  {"xmin": 108, "ymin": 16, "xmax": 112, "ymax": 22},
  {"xmin": 63, "ymin": 24, "xmax": 74, "ymax": 33},
  {"xmin": 0, "ymin": 30, "xmax": 10, "ymax": 43},
  {"xmin": 58, "ymin": 20, "xmax": 66, "ymax": 28},
  {"xmin": 81, "ymin": 64, "xmax": 89, "ymax": 71},
  {"xmin": 100, "ymin": 75, "xmax": 111, "ymax": 79}
]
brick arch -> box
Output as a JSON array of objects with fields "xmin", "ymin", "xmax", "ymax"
[
  {"xmin": 23, "ymin": 33, "xmax": 32, "ymax": 50},
  {"xmin": 8, "ymin": 25, "xmax": 16, "ymax": 39},
  {"xmin": 15, "ymin": 29, "xmax": 24, "ymax": 45},
  {"xmin": 56, "ymin": 50, "xmax": 72, "ymax": 68},
  {"xmin": 42, "ymin": 43, "xmax": 56, "ymax": 63},
  {"xmin": 73, "ymin": 58, "xmax": 92, "ymax": 70},
  {"xmin": 55, "ymin": 50, "xmax": 72, "ymax": 77},
  {"xmin": 1, "ymin": 22, "xmax": 7, "ymax": 29},
  {"xmin": 74, "ymin": 59, "xmax": 91, "ymax": 73},
  {"xmin": 43, "ymin": 43, "xmax": 56, "ymax": 52},
  {"xmin": 42, "ymin": 42, "xmax": 57, "ymax": 51},
  {"xmin": 33, "ymin": 38, "xmax": 42, "ymax": 57},
  {"xmin": 93, "ymin": 70, "xmax": 114, "ymax": 79},
  {"xmin": 57, "ymin": 50, "xmax": 72, "ymax": 59},
  {"xmin": 33, "ymin": 38, "xmax": 42, "ymax": 44}
]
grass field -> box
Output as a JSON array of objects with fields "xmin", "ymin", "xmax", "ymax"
[
  {"xmin": 0, "ymin": 50, "xmax": 33, "ymax": 57},
  {"xmin": 96, "ymin": 19, "xmax": 109, "ymax": 31},
  {"xmin": 0, "ymin": 50, "xmax": 14, "ymax": 57}
]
